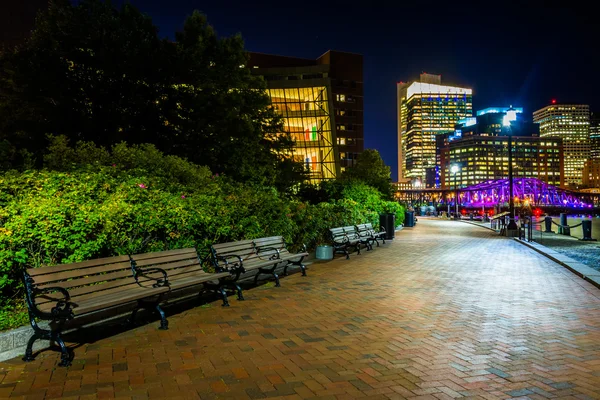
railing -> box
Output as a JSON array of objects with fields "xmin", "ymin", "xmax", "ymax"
[{"xmin": 517, "ymin": 215, "xmax": 596, "ymax": 243}]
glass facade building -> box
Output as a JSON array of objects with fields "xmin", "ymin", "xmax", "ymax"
[
  {"xmin": 398, "ymin": 73, "xmax": 473, "ymax": 186},
  {"xmin": 267, "ymin": 86, "xmax": 337, "ymax": 182},
  {"xmin": 249, "ymin": 51, "xmax": 363, "ymax": 184},
  {"xmin": 533, "ymin": 103, "xmax": 590, "ymax": 188}
]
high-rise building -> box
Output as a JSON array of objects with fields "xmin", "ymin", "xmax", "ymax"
[
  {"xmin": 533, "ymin": 103, "xmax": 590, "ymax": 188},
  {"xmin": 248, "ymin": 51, "xmax": 363, "ymax": 183},
  {"xmin": 437, "ymin": 106, "xmax": 562, "ymax": 188},
  {"xmin": 590, "ymin": 113, "xmax": 600, "ymax": 160},
  {"xmin": 397, "ymin": 73, "xmax": 472, "ymax": 186},
  {"xmin": 438, "ymin": 135, "xmax": 563, "ymax": 189},
  {"xmin": 583, "ymin": 159, "xmax": 600, "ymax": 188}
]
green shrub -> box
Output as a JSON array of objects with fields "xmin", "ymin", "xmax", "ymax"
[{"xmin": 0, "ymin": 141, "xmax": 404, "ymax": 331}]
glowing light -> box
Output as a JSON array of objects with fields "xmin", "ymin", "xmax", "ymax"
[
  {"xmin": 459, "ymin": 117, "xmax": 477, "ymax": 127},
  {"xmin": 406, "ymin": 82, "xmax": 472, "ymax": 99},
  {"xmin": 477, "ymin": 107, "xmax": 523, "ymax": 116},
  {"xmin": 552, "ymin": 99, "xmax": 557, "ymax": 104},
  {"xmin": 450, "ymin": 164, "xmax": 460, "ymax": 174}
]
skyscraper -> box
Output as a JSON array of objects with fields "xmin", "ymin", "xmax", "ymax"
[
  {"xmin": 437, "ymin": 106, "xmax": 562, "ymax": 188},
  {"xmin": 248, "ymin": 51, "xmax": 363, "ymax": 184},
  {"xmin": 590, "ymin": 113, "xmax": 600, "ymax": 160},
  {"xmin": 397, "ymin": 73, "xmax": 472, "ymax": 186},
  {"xmin": 533, "ymin": 103, "xmax": 590, "ymax": 188}
]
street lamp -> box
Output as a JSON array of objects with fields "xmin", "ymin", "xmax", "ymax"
[
  {"xmin": 450, "ymin": 164, "xmax": 460, "ymax": 219},
  {"xmin": 504, "ymin": 110, "xmax": 518, "ymax": 236}
]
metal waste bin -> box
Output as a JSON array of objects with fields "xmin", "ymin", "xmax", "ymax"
[
  {"xmin": 380, "ymin": 213, "xmax": 396, "ymax": 240},
  {"xmin": 404, "ymin": 211, "xmax": 415, "ymax": 228}
]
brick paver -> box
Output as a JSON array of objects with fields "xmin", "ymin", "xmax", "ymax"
[{"xmin": 2, "ymin": 218, "xmax": 600, "ymax": 399}]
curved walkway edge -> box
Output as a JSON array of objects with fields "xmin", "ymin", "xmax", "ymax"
[{"xmin": 514, "ymin": 238, "xmax": 600, "ymax": 289}]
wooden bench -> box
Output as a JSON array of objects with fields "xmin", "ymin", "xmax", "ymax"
[
  {"xmin": 22, "ymin": 255, "xmax": 170, "ymax": 366},
  {"xmin": 129, "ymin": 248, "xmax": 238, "ymax": 307},
  {"xmin": 329, "ymin": 226, "xmax": 371, "ymax": 259},
  {"xmin": 355, "ymin": 223, "xmax": 386, "ymax": 247},
  {"xmin": 253, "ymin": 236, "xmax": 308, "ymax": 277},
  {"xmin": 210, "ymin": 236, "xmax": 307, "ymax": 290}
]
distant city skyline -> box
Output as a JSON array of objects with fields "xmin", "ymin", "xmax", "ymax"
[{"xmin": 4, "ymin": 1, "xmax": 598, "ymax": 181}]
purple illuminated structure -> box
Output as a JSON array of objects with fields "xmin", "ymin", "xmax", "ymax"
[{"xmin": 443, "ymin": 178, "xmax": 594, "ymax": 209}]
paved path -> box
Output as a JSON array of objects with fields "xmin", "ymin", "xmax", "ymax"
[{"xmin": 2, "ymin": 218, "xmax": 600, "ymax": 399}]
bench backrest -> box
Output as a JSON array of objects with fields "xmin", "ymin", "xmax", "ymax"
[
  {"xmin": 355, "ymin": 223, "xmax": 370, "ymax": 234},
  {"xmin": 130, "ymin": 247, "xmax": 214, "ymax": 280},
  {"xmin": 210, "ymin": 239, "xmax": 256, "ymax": 267},
  {"xmin": 253, "ymin": 236, "xmax": 290, "ymax": 258},
  {"xmin": 330, "ymin": 226, "xmax": 360, "ymax": 242},
  {"xmin": 25, "ymin": 255, "xmax": 142, "ymax": 312}
]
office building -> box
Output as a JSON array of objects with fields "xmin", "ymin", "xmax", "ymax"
[
  {"xmin": 438, "ymin": 135, "xmax": 563, "ymax": 189},
  {"xmin": 533, "ymin": 103, "xmax": 590, "ymax": 188},
  {"xmin": 397, "ymin": 73, "xmax": 472, "ymax": 186},
  {"xmin": 583, "ymin": 159, "xmax": 600, "ymax": 188},
  {"xmin": 248, "ymin": 51, "xmax": 363, "ymax": 183},
  {"xmin": 591, "ymin": 113, "xmax": 600, "ymax": 160},
  {"xmin": 437, "ymin": 106, "xmax": 562, "ymax": 188}
]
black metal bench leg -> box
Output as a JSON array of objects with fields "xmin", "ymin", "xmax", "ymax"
[
  {"xmin": 300, "ymin": 264, "xmax": 307, "ymax": 276},
  {"xmin": 156, "ymin": 304, "xmax": 169, "ymax": 330},
  {"xmin": 54, "ymin": 334, "xmax": 72, "ymax": 367},
  {"xmin": 233, "ymin": 284, "xmax": 244, "ymax": 301},
  {"xmin": 345, "ymin": 248, "xmax": 350, "ymax": 259},
  {"xmin": 283, "ymin": 264, "xmax": 289, "ymax": 276},
  {"xmin": 219, "ymin": 287, "xmax": 230, "ymax": 307},
  {"xmin": 22, "ymin": 332, "xmax": 40, "ymax": 362}
]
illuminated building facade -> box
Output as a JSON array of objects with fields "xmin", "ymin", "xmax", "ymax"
[
  {"xmin": 397, "ymin": 73, "xmax": 473, "ymax": 186},
  {"xmin": 591, "ymin": 113, "xmax": 600, "ymax": 160},
  {"xmin": 438, "ymin": 135, "xmax": 563, "ymax": 189},
  {"xmin": 583, "ymin": 159, "xmax": 600, "ymax": 188},
  {"xmin": 533, "ymin": 103, "xmax": 590, "ymax": 188},
  {"xmin": 248, "ymin": 51, "xmax": 363, "ymax": 183}
]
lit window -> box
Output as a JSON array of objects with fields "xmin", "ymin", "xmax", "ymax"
[{"xmin": 336, "ymin": 94, "xmax": 346, "ymax": 102}]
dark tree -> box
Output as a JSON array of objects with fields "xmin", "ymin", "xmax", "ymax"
[
  {"xmin": 342, "ymin": 149, "xmax": 392, "ymax": 198},
  {"xmin": 0, "ymin": 1, "xmax": 305, "ymax": 188}
]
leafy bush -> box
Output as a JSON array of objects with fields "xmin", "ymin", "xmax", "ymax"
[{"xmin": 0, "ymin": 142, "xmax": 404, "ymax": 331}]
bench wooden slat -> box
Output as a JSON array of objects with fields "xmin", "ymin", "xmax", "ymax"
[
  {"xmin": 26, "ymin": 255, "xmax": 130, "ymax": 277},
  {"xmin": 211, "ymin": 240, "xmax": 254, "ymax": 251},
  {"xmin": 133, "ymin": 253, "xmax": 198, "ymax": 268},
  {"xmin": 130, "ymin": 248, "xmax": 197, "ymax": 261},
  {"xmin": 30, "ymin": 261, "xmax": 133, "ymax": 285},
  {"xmin": 36, "ymin": 268, "xmax": 134, "ymax": 291},
  {"xmin": 167, "ymin": 271, "xmax": 230, "ymax": 290},
  {"xmin": 35, "ymin": 274, "xmax": 164, "ymax": 308}
]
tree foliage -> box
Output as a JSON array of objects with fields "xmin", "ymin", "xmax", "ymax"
[
  {"xmin": 341, "ymin": 149, "xmax": 392, "ymax": 198},
  {"xmin": 0, "ymin": 0, "xmax": 304, "ymax": 188}
]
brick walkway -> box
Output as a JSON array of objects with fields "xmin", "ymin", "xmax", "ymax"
[{"xmin": 2, "ymin": 218, "xmax": 600, "ymax": 399}]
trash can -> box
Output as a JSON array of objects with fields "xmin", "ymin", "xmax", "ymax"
[
  {"xmin": 315, "ymin": 245, "xmax": 333, "ymax": 260},
  {"xmin": 380, "ymin": 213, "xmax": 396, "ymax": 240},
  {"xmin": 404, "ymin": 211, "xmax": 415, "ymax": 228}
]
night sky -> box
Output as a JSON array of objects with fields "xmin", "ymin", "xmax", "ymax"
[{"xmin": 9, "ymin": 1, "xmax": 600, "ymax": 180}]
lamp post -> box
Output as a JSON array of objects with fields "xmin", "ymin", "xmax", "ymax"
[
  {"xmin": 450, "ymin": 164, "xmax": 460, "ymax": 219},
  {"xmin": 505, "ymin": 116, "xmax": 518, "ymax": 236}
]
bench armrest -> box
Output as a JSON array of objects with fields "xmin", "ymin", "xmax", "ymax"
[
  {"xmin": 25, "ymin": 285, "xmax": 74, "ymax": 321},
  {"xmin": 216, "ymin": 254, "xmax": 244, "ymax": 273},
  {"xmin": 256, "ymin": 247, "xmax": 281, "ymax": 261},
  {"xmin": 135, "ymin": 267, "xmax": 169, "ymax": 288},
  {"xmin": 331, "ymin": 234, "xmax": 349, "ymax": 244}
]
